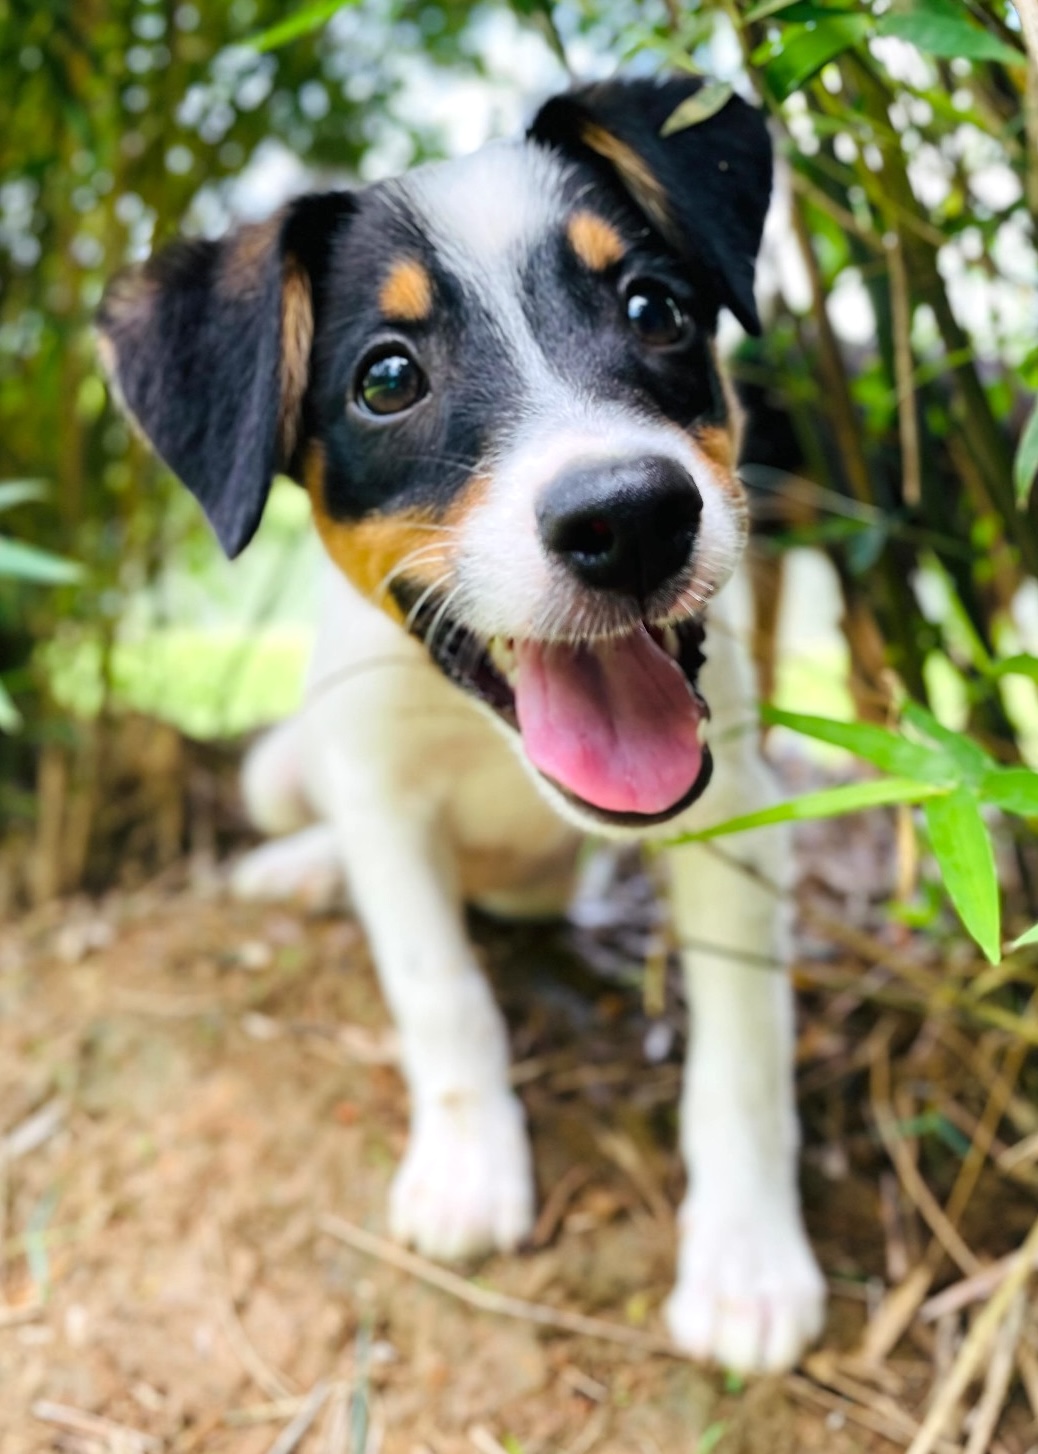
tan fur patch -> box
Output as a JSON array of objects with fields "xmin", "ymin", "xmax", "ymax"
[
  {"xmin": 579, "ymin": 122, "xmax": 671, "ymax": 235},
  {"xmin": 693, "ymin": 424, "xmax": 736, "ymax": 475},
  {"xmin": 218, "ymin": 216, "xmax": 281, "ymax": 300},
  {"xmin": 566, "ymin": 210, "xmax": 626, "ymax": 272},
  {"xmin": 305, "ymin": 445, "xmax": 449, "ymax": 621},
  {"xmin": 278, "ymin": 260, "xmax": 313, "ymax": 465},
  {"xmin": 378, "ymin": 259, "xmax": 434, "ymax": 322}
]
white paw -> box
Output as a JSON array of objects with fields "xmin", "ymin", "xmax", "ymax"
[
  {"xmin": 389, "ymin": 1093, "xmax": 535, "ymax": 1260},
  {"xmin": 230, "ymin": 825, "xmax": 346, "ymax": 911},
  {"xmin": 666, "ymin": 1199, "xmax": 826, "ymax": 1373}
]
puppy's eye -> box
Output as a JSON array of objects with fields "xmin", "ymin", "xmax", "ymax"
[
  {"xmin": 624, "ymin": 281, "xmax": 687, "ymax": 347},
  {"xmin": 356, "ymin": 352, "xmax": 426, "ymax": 416}
]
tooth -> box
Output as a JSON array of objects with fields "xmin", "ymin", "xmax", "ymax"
[
  {"xmin": 661, "ymin": 625, "xmax": 681, "ymax": 659},
  {"xmin": 696, "ymin": 716, "xmax": 709, "ymax": 745},
  {"xmin": 488, "ymin": 636, "xmax": 518, "ymax": 684}
]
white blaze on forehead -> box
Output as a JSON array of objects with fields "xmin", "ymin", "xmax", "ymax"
[{"xmin": 401, "ymin": 140, "xmax": 571, "ymax": 272}]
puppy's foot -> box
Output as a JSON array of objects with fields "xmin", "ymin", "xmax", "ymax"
[
  {"xmin": 389, "ymin": 1093, "xmax": 535, "ymax": 1260},
  {"xmin": 666, "ymin": 1200, "xmax": 826, "ymax": 1374},
  {"xmin": 230, "ymin": 825, "xmax": 346, "ymax": 911}
]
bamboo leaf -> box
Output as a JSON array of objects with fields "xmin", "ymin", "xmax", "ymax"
[
  {"xmin": 0, "ymin": 678, "xmax": 22, "ymax": 733},
  {"xmin": 1014, "ymin": 397, "xmax": 1038, "ymax": 509},
  {"xmin": 762, "ymin": 705, "xmax": 954, "ymax": 782},
  {"xmin": 0, "ymin": 537, "xmax": 84, "ymax": 585},
  {"xmin": 1012, "ymin": 923, "xmax": 1038, "ymax": 950},
  {"xmin": 667, "ymin": 777, "xmax": 946, "ymax": 846},
  {"xmin": 660, "ymin": 82, "xmax": 734, "ymax": 136},
  {"xmin": 900, "ymin": 701, "xmax": 993, "ymax": 785},
  {"xmin": 877, "ymin": 0, "xmax": 1024, "ymax": 68},
  {"xmin": 0, "ymin": 480, "xmax": 48, "ymax": 513},
  {"xmin": 979, "ymin": 767, "xmax": 1038, "ymax": 817},
  {"xmin": 924, "ymin": 787, "xmax": 1001, "ymax": 964},
  {"xmin": 755, "ymin": 15, "xmax": 871, "ymax": 102},
  {"xmin": 246, "ymin": 0, "xmax": 355, "ymax": 52},
  {"xmin": 986, "ymin": 653, "xmax": 1038, "ymax": 683}
]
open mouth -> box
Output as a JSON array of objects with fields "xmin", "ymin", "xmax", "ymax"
[{"xmin": 393, "ymin": 584, "xmax": 712, "ymax": 826}]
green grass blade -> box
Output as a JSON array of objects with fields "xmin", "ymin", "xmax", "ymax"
[
  {"xmin": 666, "ymin": 777, "xmax": 946, "ymax": 846},
  {"xmin": 924, "ymin": 786, "xmax": 1001, "ymax": 964},
  {"xmin": 762, "ymin": 705, "xmax": 953, "ymax": 782}
]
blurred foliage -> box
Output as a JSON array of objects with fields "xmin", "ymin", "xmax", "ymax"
[{"xmin": 1, "ymin": 0, "xmax": 1036, "ymax": 936}]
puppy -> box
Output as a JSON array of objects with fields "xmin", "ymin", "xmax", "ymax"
[{"xmin": 98, "ymin": 74, "xmax": 825, "ymax": 1373}]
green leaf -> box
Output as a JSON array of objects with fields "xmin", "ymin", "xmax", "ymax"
[
  {"xmin": 660, "ymin": 81, "xmax": 734, "ymax": 136},
  {"xmin": 743, "ymin": 0, "xmax": 850, "ymax": 20},
  {"xmin": 979, "ymin": 766, "xmax": 1038, "ymax": 817},
  {"xmin": 1012, "ymin": 923, "xmax": 1038, "ymax": 950},
  {"xmin": 900, "ymin": 701, "xmax": 993, "ymax": 786},
  {"xmin": 762, "ymin": 705, "xmax": 954, "ymax": 782},
  {"xmin": 0, "ymin": 678, "xmax": 22, "ymax": 733},
  {"xmin": 667, "ymin": 777, "xmax": 947, "ymax": 846},
  {"xmin": 245, "ymin": 0, "xmax": 355, "ymax": 52},
  {"xmin": 986, "ymin": 653, "xmax": 1038, "ymax": 683},
  {"xmin": 0, "ymin": 537, "xmax": 84, "ymax": 585},
  {"xmin": 756, "ymin": 15, "xmax": 871, "ymax": 102},
  {"xmin": 1014, "ymin": 397, "xmax": 1038, "ymax": 508},
  {"xmin": 697, "ymin": 1423, "xmax": 729, "ymax": 1454},
  {"xmin": 0, "ymin": 480, "xmax": 48, "ymax": 513},
  {"xmin": 877, "ymin": 0, "xmax": 1024, "ymax": 68},
  {"xmin": 924, "ymin": 786, "xmax": 1001, "ymax": 964}
]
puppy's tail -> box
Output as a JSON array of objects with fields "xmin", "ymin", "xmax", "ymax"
[{"xmin": 241, "ymin": 718, "xmax": 314, "ymax": 835}]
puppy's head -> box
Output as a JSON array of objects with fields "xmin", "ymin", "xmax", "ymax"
[{"xmin": 98, "ymin": 75, "xmax": 772, "ymax": 832}]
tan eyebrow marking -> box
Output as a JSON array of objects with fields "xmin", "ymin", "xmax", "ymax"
[
  {"xmin": 378, "ymin": 258, "xmax": 434, "ymax": 322},
  {"xmin": 566, "ymin": 210, "xmax": 626, "ymax": 272}
]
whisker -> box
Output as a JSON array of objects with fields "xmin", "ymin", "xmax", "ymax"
[
  {"xmin": 374, "ymin": 545, "xmax": 449, "ymax": 603},
  {"xmin": 404, "ymin": 572, "xmax": 455, "ymax": 636}
]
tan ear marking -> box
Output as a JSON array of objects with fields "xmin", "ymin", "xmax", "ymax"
[
  {"xmin": 379, "ymin": 258, "xmax": 434, "ymax": 322},
  {"xmin": 279, "ymin": 259, "xmax": 314, "ymax": 465},
  {"xmin": 566, "ymin": 210, "xmax": 626, "ymax": 272},
  {"xmin": 579, "ymin": 122, "xmax": 671, "ymax": 234},
  {"xmin": 218, "ymin": 216, "xmax": 282, "ymax": 300}
]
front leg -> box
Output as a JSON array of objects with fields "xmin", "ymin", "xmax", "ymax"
[
  {"xmin": 331, "ymin": 788, "xmax": 534, "ymax": 1260},
  {"xmin": 663, "ymin": 760, "xmax": 825, "ymax": 1373}
]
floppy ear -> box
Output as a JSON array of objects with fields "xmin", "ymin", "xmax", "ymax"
[
  {"xmin": 530, "ymin": 76, "xmax": 772, "ymax": 335},
  {"xmin": 96, "ymin": 192, "xmax": 353, "ymax": 557}
]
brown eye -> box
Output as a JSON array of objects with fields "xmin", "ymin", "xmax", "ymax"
[
  {"xmin": 625, "ymin": 280, "xmax": 687, "ymax": 347},
  {"xmin": 357, "ymin": 351, "xmax": 426, "ymax": 416}
]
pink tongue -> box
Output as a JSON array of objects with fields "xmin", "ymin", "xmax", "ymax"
[{"xmin": 514, "ymin": 626, "xmax": 704, "ymax": 816}]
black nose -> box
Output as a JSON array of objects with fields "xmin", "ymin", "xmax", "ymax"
[{"xmin": 537, "ymin": 456, "xmax": 702, "ymax": 600}]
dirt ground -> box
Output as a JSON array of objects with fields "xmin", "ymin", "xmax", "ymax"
[{"xmin": 2, "ymin": 790, "xmax": 1037, "ymax": 1453}]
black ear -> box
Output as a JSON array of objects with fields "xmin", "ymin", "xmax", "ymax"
[
  {"xmin": 97, "ymin": 192, "xmax": 353, "ymax": 557},
  {"xmin": 530, "ymin": 76, "xmax": 772, "ymax": 334}
]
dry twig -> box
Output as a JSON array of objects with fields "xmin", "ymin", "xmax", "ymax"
[
  {"xmin": 320, "ymin": 1214, "xmax": 690, "ymax": 1360},
  {"xmin": 906, "ymin": 1213, "xmax": 1038, "ymax": 1454},
  {"xmin": 31, "ymin": 1401, "xmax": 160, "ymax": 1453}
]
